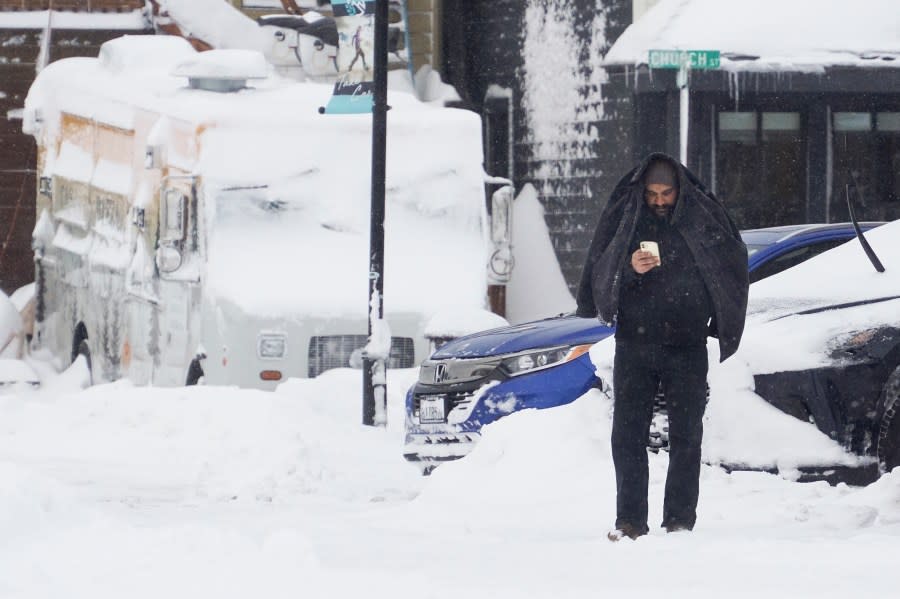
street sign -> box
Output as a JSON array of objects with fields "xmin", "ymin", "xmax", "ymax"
[{"xmin": 648, "ymin": 49, "xmax": 720, "ymax": 69}]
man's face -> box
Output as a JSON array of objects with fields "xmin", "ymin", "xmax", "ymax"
[{"xmin": 644, "ymin": 183, "xmax": 678, "ymax": 220}]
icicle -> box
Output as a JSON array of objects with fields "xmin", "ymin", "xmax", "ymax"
[
  {"xmin": 35, "ymin": 10, "xmax": 52, "ymax": 74},
  {"xmin": 729, "ymin": 71, "xmax": 741, "ymax": 109}
]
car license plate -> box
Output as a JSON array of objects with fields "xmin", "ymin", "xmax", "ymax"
[{"xmin": 419, "ymin": 395, "xmax": 446, "ymax": 423}]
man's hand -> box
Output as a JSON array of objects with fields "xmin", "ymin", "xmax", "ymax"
[{"xmin": 631, "ymin": 249, "xmax": 660, "ymax": 274}]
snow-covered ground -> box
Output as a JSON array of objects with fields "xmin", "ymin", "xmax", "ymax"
[{"xmin": 2, "ymin": 361, "xmax": 898, "ymax": 598}]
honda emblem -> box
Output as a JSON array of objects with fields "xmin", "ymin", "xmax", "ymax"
[{"xmin": 434, "ymin": 363, "xmax": 448, "ymax": 383}]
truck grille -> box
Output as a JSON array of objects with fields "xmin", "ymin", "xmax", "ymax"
[
  {"xmin": 418, "ymin": 357, "xmax": 501, "ymax": 385},
  {"xmin": 307, "ymin": 335, "xmax": 415, "ymax": 378}
]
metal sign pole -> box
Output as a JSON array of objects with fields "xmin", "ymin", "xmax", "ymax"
[
  {"xmin": 363, "ymin": 0, "xmax": 389, "ymax": 427},
  {"xmin": 649, "ymin": 50, "xmax": 721, "ymax": 170},
  {"xmin": 678, "ymin": 62, "xmax": 689, "ymax": 167}
]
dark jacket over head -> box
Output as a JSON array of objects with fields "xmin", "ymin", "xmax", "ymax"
[{"xmin": 575, "ymin": 153, "xmax": 749, "ymax": 362}]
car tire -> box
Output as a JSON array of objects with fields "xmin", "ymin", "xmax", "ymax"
[{"xmin": 876, "ymin": 364, "xmax": 900, "ymax": 473}]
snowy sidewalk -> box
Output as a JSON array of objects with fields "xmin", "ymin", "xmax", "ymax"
[{"xmin": 1, "ymin": 368, "xmax": 897, "ymax": 598}]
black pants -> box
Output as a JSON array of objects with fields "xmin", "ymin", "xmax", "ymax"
[{"xmin": 612, "ymin": 341, "xmax": 708, "ymax": 532}]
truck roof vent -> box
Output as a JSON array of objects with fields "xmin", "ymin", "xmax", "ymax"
[{"xmin": 171, "ymin": 49, "xmax": 269, "ymax": 93}]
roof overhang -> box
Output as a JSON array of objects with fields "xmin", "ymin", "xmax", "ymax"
[{"xmin": 603, "ymin": 0, "xmax": 900, "ymax": 82}]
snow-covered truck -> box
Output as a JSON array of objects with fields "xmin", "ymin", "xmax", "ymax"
[{"xmin": 23, "ymin": 36, "xmax": 496, "ymax": 388}]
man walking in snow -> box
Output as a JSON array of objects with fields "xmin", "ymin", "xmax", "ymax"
[{"xmin": 575, "ymin": 153, "xmax": 748, "ymax": 541}]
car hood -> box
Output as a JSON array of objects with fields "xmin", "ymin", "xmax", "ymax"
[
  {"xmin": 737, "ymin": 296, "xmax": 900, "ymax": 375},
  {"xmin": 431, "ymin": 316, "xmax": 614, "ymax": 359}
]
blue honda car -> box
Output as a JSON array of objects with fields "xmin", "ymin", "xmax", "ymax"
[{"xmin": 403, "ymin": 223, "xmax": 885, "ymax": 473}]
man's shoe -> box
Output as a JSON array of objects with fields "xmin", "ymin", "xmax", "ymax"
[
  {"xmin": 607, "ymin": 522, "xmax": 647, "ymax": 542},
  {"xmin": 663, "ymin": 523, "xmax": 693, "ymax": 534}
]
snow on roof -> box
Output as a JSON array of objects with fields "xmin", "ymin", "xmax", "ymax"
[
  {"xmin": 156, "ymin": 0, "xmax": 270, "ymax": 53},
  {"xmin": 98, "ymin": 35, "xmax": 196, "ymax": 74},
  {"xmin": 243, "ymin": 0, "xmax": 320, "ymax": 7},
  {"xmin": 242, "ymin": 0, "xmax": 283, "ymax": 5},
  {"xmin": 604, "ymin": 0, "xmax": 900, "ymax": 72},
  {"xmin": 171, "ymin": 48, "xmax": 270, "ymax": 81},
  {"xmin": 0, "ymin": 10, "xmax": 148, "ymax": 30},
  {"xmin": 25, "ymin": 36, "xmax": 463, "ymax": 137}
]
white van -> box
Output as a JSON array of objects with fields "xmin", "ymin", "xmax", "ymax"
[{"xmin": 23, "ymin": 36, "xmax": 495, "ymax": 388}]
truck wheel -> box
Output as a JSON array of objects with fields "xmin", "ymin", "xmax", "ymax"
[
  {"xmin": 877, "ymin": 365, "xmax": 900, "ymax": 473},
  {"xmin": 185, "ymin": 357, "xmax": 205, "ymax": 386}
]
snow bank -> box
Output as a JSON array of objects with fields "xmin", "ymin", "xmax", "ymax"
[
  {"xmin": 0, "ymin": 462, "xmax": 97, "ymax": 545},
  {"xmin": 414, "ymin": 390, "xmax": 615, "ymax": 532},
  {"xmin": 1, "ymin": 365, "xmax": 900, "ymax": 597},
  {"xmin": 506, "ymin": 183, "xmax": 576, "ymax": 323},
  {"xmin": 0, "ymin": 368, "xmax": 421, "ymax": 504},
  {"xmin": 416, "ymin": 388, "xmax": 900, "ymax": 548},
  {"xmin": 0, "ymin": 291, "xmax": 23, "ymax": 359}
]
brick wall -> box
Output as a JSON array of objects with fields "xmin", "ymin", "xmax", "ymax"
[
  {"xmin": 441, "ymin": 1, "xmax": 636, "ymax": 294},
  {"xmin": 516, "ymin": 0, "xmax": 634, "ymax": 293},
  {"xmin": 406, "ymin": 0, "xmax": 436, "ymax": 71}
]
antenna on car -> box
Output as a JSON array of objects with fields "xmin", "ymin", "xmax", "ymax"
[{"xmin": 845, "ymin": 172, "xmax": 885, "ymax": 273}]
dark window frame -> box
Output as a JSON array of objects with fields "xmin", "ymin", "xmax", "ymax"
[
  {"xmin": 829, "ymin": 108, "xmax": 900, "ymax": 223},
  {"xmin": 713, "ymin": 102, "xmax": 809, "ymax": 229}
]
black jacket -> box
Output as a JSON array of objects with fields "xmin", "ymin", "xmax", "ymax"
[
  {"xmin": 575, "ymin": 153, "xmax": 749, "ymax": 362},
  {"xmin": 615, "ymin": 204, "xmax": 713, "ymax": 348}
]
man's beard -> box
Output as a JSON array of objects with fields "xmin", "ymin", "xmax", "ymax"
[{"xmin": 651, "ymin": 205, "xmax": 673, "ymax": 221}]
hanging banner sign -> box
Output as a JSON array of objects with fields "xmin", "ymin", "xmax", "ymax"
[{"xmin": 323, "ymin": 0, "xmax": 376, "ymax": 114}]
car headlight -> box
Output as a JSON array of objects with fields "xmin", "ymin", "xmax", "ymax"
[
  {"xmin": 257, "ymin": 332, "xmax": 287, "ymax": 359},
  {"xmin": 830, "ymin": 327, "xmax": 882, "ymax": 358},
  {"xmin": 843, "ymin": 328, "xmax": 878, "ymax": 348},
  {"xmin": 499, "ymin": 344, "xmax": 593, "ymax": 377}
]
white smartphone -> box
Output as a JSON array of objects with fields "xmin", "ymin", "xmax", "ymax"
[{"xmin": 640, "ymin": 241, "xmax": 660, "ymax": 259}]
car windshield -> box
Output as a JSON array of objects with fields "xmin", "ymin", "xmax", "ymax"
[{"xmin": 739, "ymin": 228, "xmax": 798, "ymax": 256}]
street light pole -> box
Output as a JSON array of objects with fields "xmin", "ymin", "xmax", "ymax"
[{"xmin": 363, "ymin": 0, "xmax": 389, "ymax": 427}]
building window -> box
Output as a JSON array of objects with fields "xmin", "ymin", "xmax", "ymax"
[
  {"xmin": 716, "ymin": 111, "xmax": 805, "ymax": 229},
  {"xmin": 830, "ymin": 111, "xmax": 900, "ymax": 223}
]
